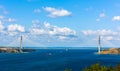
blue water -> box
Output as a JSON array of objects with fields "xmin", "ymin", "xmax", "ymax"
[{"xmin": 0, "ymin": 49, "xmax": 120, "ymax": 71}]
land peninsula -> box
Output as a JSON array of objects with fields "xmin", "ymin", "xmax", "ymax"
[
  {"xmin": 0, "ymin": 36, "xmax": 35, "ymax": 53},
  {"xmin": 0, "ymin": 47, "xmax": 35, "ymax": 53},
  {"xmin": 100, "ymin": 48, "xmax": 120, "ymax": 54},
  {"xmin": 97, "ymin": 35, "xmax": 120, "ymax": 54}
]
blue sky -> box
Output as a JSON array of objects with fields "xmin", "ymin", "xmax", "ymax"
[{"xmin": 1, "ymin": 0, "xmax": 120, "ymax": 47}]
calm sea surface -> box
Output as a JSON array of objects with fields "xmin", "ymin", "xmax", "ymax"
[{"xmin": 0, "ymin": 48, "xmax": 120, "ymax": 71}]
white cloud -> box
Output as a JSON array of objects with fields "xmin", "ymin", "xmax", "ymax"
[
  {"xmin": 44, "ymin": 7, "xmax": 72, "ymax": 18},
  {"xmin": 0, "ymin": 24, "xmax": 4, "ymax": 31},
  {"xmin": 96, "ymin": 13, "xmax": 106, "ymax": 22},
  {"xmin": 3, "ymin": 10, "xmax": 8, "ymax": 14},
  {"xmin": 6, "ymin": 24, "xmax": 25, "ymax": 36},
  {"xmin": 43, "ymin": 22, "xmax": 76, "ymax": 36},
  {"xmin": 0, "ymin": 17, "xmax": 16, "ymax": 23},
  {"xmin": 58, "ymin": 36, "xmax": 67, "ymax": 40},
  {"xmin": 44, "ymin": 22, "xmax": 51, "ymax": 28},
  {"xmin": 112, "ymin": 16, "xmax": 120, "ymax": 21},
  {"xmin": 0, "ymin": 20, "xmax": 4, "ymax": 32},
  {"xmin": 0, "ymin": 20, "xmax": 3, "ymax": 24},
  {"xmin": 34, "ymin": 9, "xmax": 41, "ymax": 13},
  {"xmin": 32, "ymin": 20, "xmax": 41, "ymax": 28},
  {"xmin": 85, "ymin": 7, "xmax": 93, "ymax": 11},
  {"xmin": 99, "ymin": 13, "xmax": 105, "ymax": 18},
  {"xmin": 102, "ymin": 36, "xmax": 113, "ymax": 41},
  {"xmin": 49, "ymin": 26, "xmax": 76, "ymax": 36},
  {"xmin": 7, "ymin": 31, "xmax": 18, "ymax": 36},
  {"xmin": 82, "ymin": 29, "xmax": 117, "ymax": 36},
  {"xmin": 6, "ymin": 18, "xmax": 16, "ymax": 23},
  {"xmin": 96, "ymin": 18, "xmax": 100, "ymax": 21},
  {"xmin": 0, "ymin": 16, "xmax": 18, "ymax": 36},
  {"xmin": 0, "ymin": 15, "xmax": 4, "ymax": 19},
  {"xmin": 32, "ymin": 20, "xmax": 40, "ymax": 24},
  {"xmin": 8, "ymin": 24, "xmax": 25, "ymax": 32},
  {"xmin": 0, "ymin": 5, "xmax": 8, "ymax": 14},
  {"xmin": 30, "ymin": 22, "xmax": 76, "ymax": 40},
  {"xmin": 30, "ymin": 28, "xmax": 46, "ymax": 35},
  {"xmin": 82, "ymin": 29, "xmax": 120, "ymax": 42}
]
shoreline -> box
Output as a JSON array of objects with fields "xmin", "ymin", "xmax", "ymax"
[
  {"xmin": 100, "ymin": 48, "xmax": 120, "ymax": 54},
  {"xmin": 0, "ymin": 47, "xmax": 36, "ymax": 53}
]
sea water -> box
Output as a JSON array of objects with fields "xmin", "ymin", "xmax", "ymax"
[{"xmin": 0, "ymin": 48, "xmax": 120, "ymax": 71}]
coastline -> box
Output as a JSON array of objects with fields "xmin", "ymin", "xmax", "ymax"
[
  {"xmin": 100, "ymin": 48, "xmax": 120, "ymax": 54},
  {"xmin": 0, "ymin": 47, "xmax": 36, "ymax": 53}
]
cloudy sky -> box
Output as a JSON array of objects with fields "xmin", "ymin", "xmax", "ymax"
[{"xmin": 0, "ymin": 0, "xmax": 120, "ymax": 47}]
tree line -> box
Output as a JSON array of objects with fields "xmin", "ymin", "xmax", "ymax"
[{"xmin": 64, "ymin": 63, "xmax": 120, "ymax": 71}]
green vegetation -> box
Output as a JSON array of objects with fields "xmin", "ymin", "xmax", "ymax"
[
  {"xmin": 83, "ymin": 63, "xmax": 120, "ymax": 71},
  {"xmin": 116, "ymin": 63, "xmax": 120, "ymax": 71},
  {"xmin": 64, "ymin": 68, "xmax": 72, "ymax": 71},
  {"xmin": 83, "ymin": 63, "xmax": 114, "ymax": 71},
  {"xmin": 64, "ymin": 63, "xmax": 120, "ymax": 71},
  {"xmin": 118, "ymin": 48, "xmax": 120, "ymax": 53}
]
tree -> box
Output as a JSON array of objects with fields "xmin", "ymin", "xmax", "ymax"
[
  {"xmin": 64, "ymin": 68, "xmax": 72, "ymax": 71},
  {"xmin": 116, "ymin": 63, "xmax": 120, "ymax": 71},
  {"xmin": 83, "ymin": 63, "xmax": 114, "ymax": 71}
]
